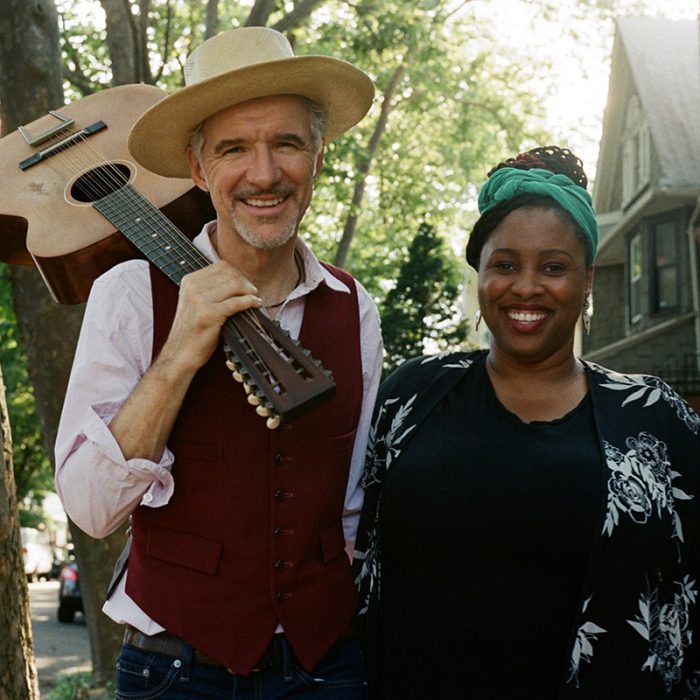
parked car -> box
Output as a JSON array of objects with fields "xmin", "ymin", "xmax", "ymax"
[
  {"xmin": 20, "ymin": 526, "xmax": 53, "ymax": 581},
  {"xmin": 57, "ymin": 561, "xmax": 83, "ymax": 623}
]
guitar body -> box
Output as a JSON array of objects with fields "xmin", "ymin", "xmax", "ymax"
[
  {"xmin": 0, "ymin": 84, "xmax": 335, "ymax": 423},
  {"xmin": 0, "ymin": 84, "xmax": 214, "ymax": 304}
]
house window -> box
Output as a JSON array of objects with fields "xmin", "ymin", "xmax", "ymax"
[
  {"xmin": 652, "ymin": 218, "xmax": 680, "ymax": 313},
  {"xmin": 629, "ymin": 232, "xmax": 642, "ymax": 323},
  {"xmin": 622, "ymin": 95, "xmax": 650, "ymax": 205}
]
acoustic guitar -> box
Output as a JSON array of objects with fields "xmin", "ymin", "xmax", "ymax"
[{"xmin": 0, "ymin": 84, "xmax": 335, "ymax": 428}]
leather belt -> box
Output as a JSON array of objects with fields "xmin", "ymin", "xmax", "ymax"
[
  {"xmin": 123, "ymin": 622, "xmax": 356, "ymax": 675},
  {"xmin": 123, "ymin": 625, "xmax": 281, "ymax": 674}
]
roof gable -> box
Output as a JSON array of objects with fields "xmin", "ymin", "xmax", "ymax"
[{"xmin": 594, "ymin": 16, "xmax": 700, "ymax": 210}]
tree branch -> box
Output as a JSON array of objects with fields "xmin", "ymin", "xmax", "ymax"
[
  {"xmin": 245, "ymin": 0, "xmax": 277, "ymax": 26},
  {"xmin": 272, "ymin": 0, "xmax": 325, "ymax": 33},
  {"xmin": 333, "ymin": 63, "xmax": 407, "ymax": 268}
]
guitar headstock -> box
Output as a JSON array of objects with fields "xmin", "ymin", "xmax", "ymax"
[{"xmin": 221, "ymin": 308, "xmax": 336, "ymax": 428}]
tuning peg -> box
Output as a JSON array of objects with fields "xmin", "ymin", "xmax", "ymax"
[
  {"xmin": 266, "ymin": 414, "xmax": 281, "ymax": 430},
  {"xmin": 243, "ymin": 382, "xmax": 254, "ymax": 395},
  {"xmin": 247, "ymin": 392, "xmax": 262, "ymax": 406},
  {"xmin": 225, "ymin": 357, "xmax": 246, "ymax": 383},
  {"xmin": 255, "ymin": 403, "xmax": 273, "ymax": 417}
]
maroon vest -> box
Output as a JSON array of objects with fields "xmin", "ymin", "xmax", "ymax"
[{"xmin": 126, "ymin": 263, "xmax": 363, "ymax": 675}]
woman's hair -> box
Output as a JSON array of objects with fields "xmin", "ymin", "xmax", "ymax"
[
  {"xmin": 488, "ymin": 146, "xmax": 587, "ymax": 187},
  {"xmin": 466, "ymin": 146, "xmax": 593, "ymax": 269}
]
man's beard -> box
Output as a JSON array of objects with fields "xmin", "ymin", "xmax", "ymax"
[
  {"xmin": 231, "ymin": 210, "xmax": 298, "ymax": 250},
  {"xmin": 230, "ymin": 187, "xmax": 300, "ymax": 250}
]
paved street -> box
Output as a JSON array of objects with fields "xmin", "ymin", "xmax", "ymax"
[{"xmin": 29, "ymin": 580, "xmax": 91, "ymax": 698}]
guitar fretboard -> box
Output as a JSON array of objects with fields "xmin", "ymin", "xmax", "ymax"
[
  {"xmin": 93, "ymin": 184, "xmax": 208, "ymax": 284},
  {"xmin": 91, "ymin": 182, "xmax": 335, "ymax": 422}
]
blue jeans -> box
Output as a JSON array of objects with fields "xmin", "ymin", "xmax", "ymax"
[{"xmin": 114, "ymin": 634, "xmax": 368, "ymax": 699}]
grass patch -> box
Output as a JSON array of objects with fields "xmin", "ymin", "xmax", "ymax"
[{"xmin": 47, "ymin": 672, "xmax": 113, "ymax": 699}]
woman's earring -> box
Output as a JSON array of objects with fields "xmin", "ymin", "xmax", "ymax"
[
  {"xmin": 582, "ymin": 292, "xmax": 592, "ymax": 335},
  {"xmin": 475, "ymin": 309, "xmax": 482, "ymax": 331}
]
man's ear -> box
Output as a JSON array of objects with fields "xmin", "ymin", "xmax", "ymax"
[{"xmin": 186, "ymin": 146, "xmax": 209, "ymax": 192}]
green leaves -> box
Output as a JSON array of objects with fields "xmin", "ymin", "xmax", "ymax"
[
  {"xmin": 381, "ymin": 223, "xmax": 468, "ymax": 374},
  {"xmin": 0, "ymin": 264, "xmax": 53, "ymax": 511}
]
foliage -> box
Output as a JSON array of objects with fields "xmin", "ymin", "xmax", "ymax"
[
  {"xmin": 300, "ymin": 0, "xmax": 552, "ymax": 298},
  {"xmin": 47, "ymin": 671, "xmax": 113, "ymax": 700},
  {"xmin": 46, "ymin": 0, "xmax": 562, "ymax": 364},
  {"xmin": 0, "ymin": 264, "xmax": 53, "ymax": 511},
  {"xmin": 381, "ymin": 223, "xmax": 468, "ymax": 374}
]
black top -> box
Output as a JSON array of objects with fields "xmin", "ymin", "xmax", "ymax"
[{"xmin": 377, "ymin": 354, "xmax": 602, "ymax": 698}]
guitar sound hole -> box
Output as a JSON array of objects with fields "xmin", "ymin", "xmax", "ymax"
[{"xmin": 70, "ymin": 162, "xmax": 131, "ymax": 203}]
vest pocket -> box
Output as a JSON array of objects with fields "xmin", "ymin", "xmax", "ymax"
[{"xmin": 146, "ymin": 524, "xmax": 222, "ymax": 575}]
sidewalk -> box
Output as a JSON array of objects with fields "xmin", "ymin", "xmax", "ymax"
[{"xmin": 29, "ymin": 580, "xmax": 91, "ymax": 697}]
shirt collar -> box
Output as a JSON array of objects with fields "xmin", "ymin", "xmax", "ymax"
[{"xmin": 193, "ymin": 222, "xmax": 351, "ymax": 297}]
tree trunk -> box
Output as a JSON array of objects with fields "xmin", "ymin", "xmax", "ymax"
[
  {"xmin": 0, "ymin": 3, "xmax": 57, "ymax": 698},
  {"xmin": 205, "ymin": 0, "xmax": 219, "ymax": 39},
  {"xmin": 333, "ymin": 63, "xmax": 406, "ymax": 268},
  {"xmin": 0, "ymin": 0, "xmax": 127, "ymax": 688},
  {"xmin": 9, "ymin": 266, "xmax": 128, "ymax": 687},
  {"xmin": 100, "ymin": 0, "xmax": 140, "ymax": 84},
  {"xmin": 0, "ymin": 0, "xmax": 63, "ymax": 118},
  {"xmin": 0, "ymin": 368, "xmax": 39, "ymax": 700}
]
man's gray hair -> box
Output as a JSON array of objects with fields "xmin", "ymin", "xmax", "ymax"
[{"xmin": 187, "ymin": 96, "xmax": 328, "ymax": 165}]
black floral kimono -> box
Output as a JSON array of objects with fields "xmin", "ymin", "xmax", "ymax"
[{"xmin": 353, "ymin": 350, "xmax": 700, "ymax": 698}]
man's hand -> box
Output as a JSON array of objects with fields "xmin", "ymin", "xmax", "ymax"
[
  {"xmin": 108, "ymin": 261, "xmax": 260, "ymax": 461},
  {"xmin": 160, "ymin": 261, "xmax": 262, "ymax": 374}
]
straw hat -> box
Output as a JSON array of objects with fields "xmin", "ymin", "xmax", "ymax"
[{"xmin": 128, "ymin": 27, "xmax": 375, "ymax": 178}]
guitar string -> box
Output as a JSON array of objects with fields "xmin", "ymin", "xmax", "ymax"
[
  {"xmin": 57, "ymin": 126, "xmax": 299, "ymax": 380},
  {"xmin": 53, "ymin": 128, "xmax": 261, "ymax": 310},
  {"xmin": 50, "ymin": 127, "xmax": 297, "ymax": 397}
]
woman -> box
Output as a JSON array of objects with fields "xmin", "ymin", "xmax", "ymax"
[{"xmin": 354, "ymin": 146, "xmax": 700, "ymax": 698}]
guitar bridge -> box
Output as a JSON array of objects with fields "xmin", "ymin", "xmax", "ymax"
[{"xmin": 19, "ymin": 120, "xmax": 108, "ymax": 171}]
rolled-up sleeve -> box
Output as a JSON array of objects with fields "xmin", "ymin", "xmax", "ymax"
[{"xmin": 55, "ymin": 260, "xmax": 175, "ymax": 538}]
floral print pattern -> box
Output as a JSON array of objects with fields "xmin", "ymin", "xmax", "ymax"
[
  {"xmin": 602, "ymin": 432, "xmax": 693, "ymax": 540},
  {"xmin": 569, "ymin": 597, "xmax": 607, "ymax": 688},
  {"xmin": 627, "ymin": 576, "xmax": 697, "ymax": 692},
  {"xmin": 353, "ymin": 351, "xmax": 700, "ymax": 697},
  {"xmin": 593, "ymin": 365, "xmax": 700, "ymax": 435}
]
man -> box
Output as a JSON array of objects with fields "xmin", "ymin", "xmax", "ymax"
[{"xmin": 55, "ymin": 26, "xmax": 382, "ymax": 698}]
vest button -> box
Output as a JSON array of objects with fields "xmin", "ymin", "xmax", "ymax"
[
  {"xmin": 274, "ymin": 560, "xmax": 283, "ymax": 571},
  {"xmin": 274, "ymin": 452, "xmax": 283, "ymax": 465},
  {"xmin": 274, "ymin": 527, "xmax": 283, "ymax": 538},
  {"xmin": 274, "ymin": 489, "xmax": 284, "ymax": 501},
  {"xmin": 276, "ymin": 591, "xmax": 286, "ymax": 603}
]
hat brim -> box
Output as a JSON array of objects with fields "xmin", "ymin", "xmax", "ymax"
[{"xmin": 128, "ymin": 55, "xmax": 374, "ymax": 178}]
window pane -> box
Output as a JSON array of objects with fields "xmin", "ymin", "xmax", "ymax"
[
  {"xmin": 631, "ymin": 235, "xmax": 642, "ymax": 281},
  {"xmin": 654, "ymin": 221, "xmax": 677, "ymax": 266},
  {"xmin": 657, "ymin": 267, "xmax": 678, "ymax": 309},
  {"xmin": 629, "ymin": 234, "xmax": 642, "ymax": 320}
]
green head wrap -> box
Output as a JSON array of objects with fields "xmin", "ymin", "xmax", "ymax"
[{"xmin": 477, "ymin": 167, "xmax": 598, "ymax": 260}]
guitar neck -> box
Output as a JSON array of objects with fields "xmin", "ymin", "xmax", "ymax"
[
  {"xmin": 92, "ymin": 185, "xmax": 336, "ymax": 423},
  {"xmin": 93, "ymin": 184, "xmax": 208, "ymax": 284}
]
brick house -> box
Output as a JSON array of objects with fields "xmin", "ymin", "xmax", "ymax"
[{"xmin": 582, "ymin": 16, "xmax": 700, "ymax": 411}]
